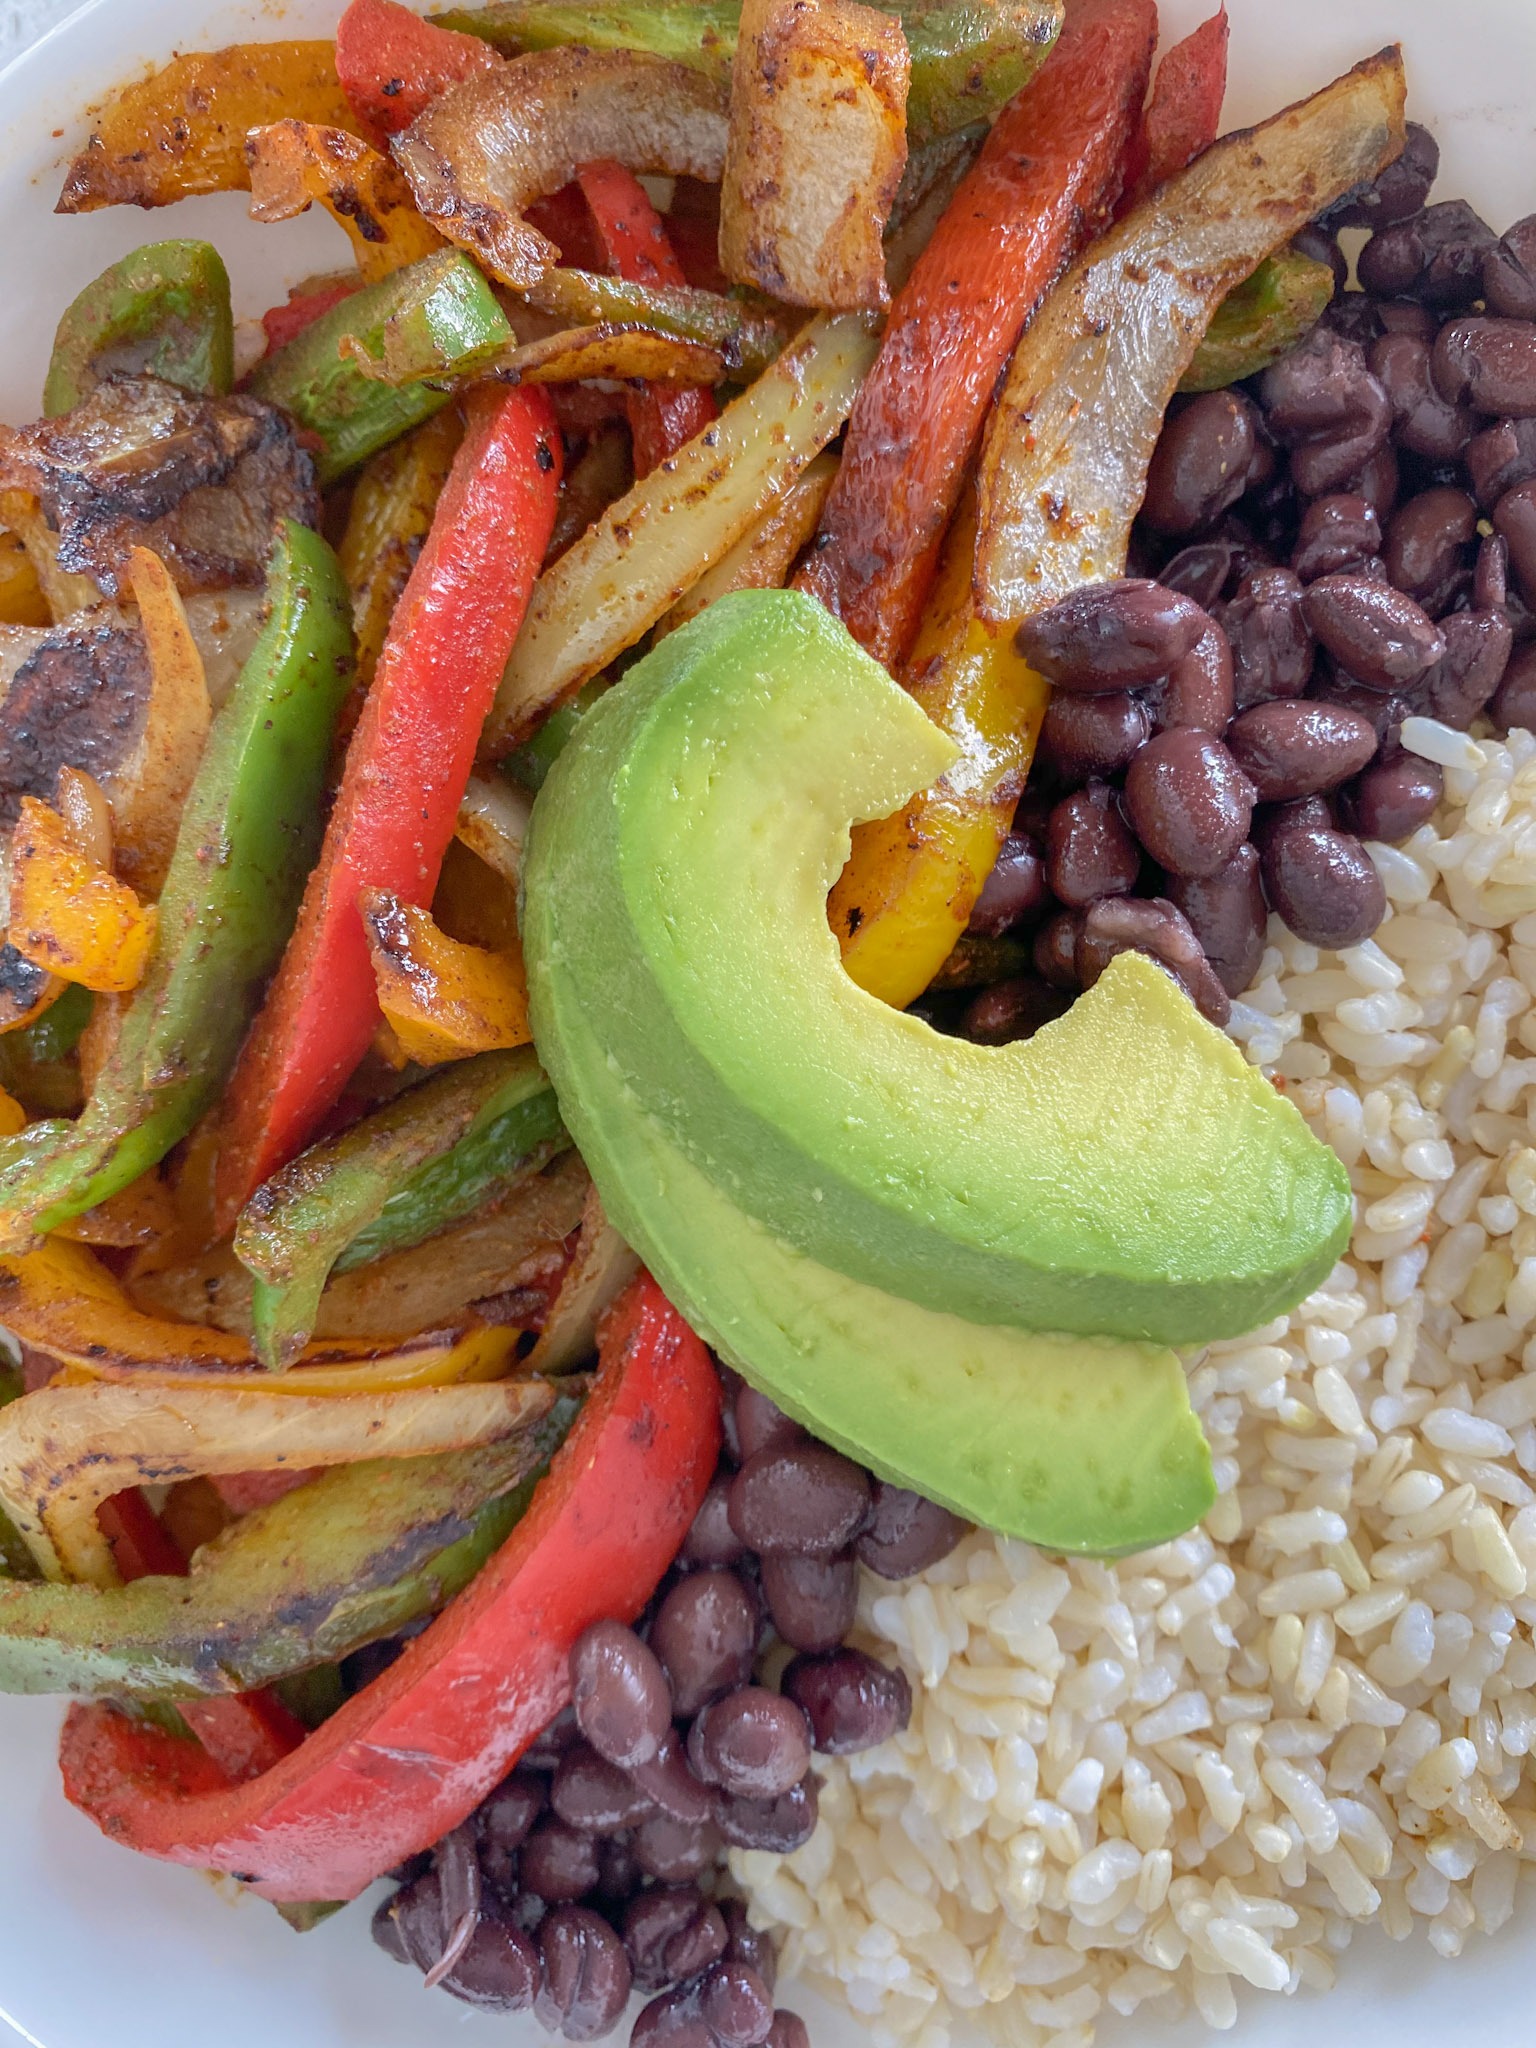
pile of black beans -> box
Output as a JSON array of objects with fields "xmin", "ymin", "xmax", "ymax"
[
  {"xmin": 963, "ymin": 123, "xmax": 1536, "ymax": 1048},
  {"xmin": 373, "ymin": 1368, "xmax": 966, "ymax": 2044}
]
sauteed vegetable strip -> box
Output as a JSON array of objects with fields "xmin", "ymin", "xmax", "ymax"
[
  {"xmin": 0, "ymin": 524, "xmax": 355, "ymax": 1251},
  {"xmin": 59, "ymin": 1277, "xmax": 719, "ymax": 1903},
  {"xmin": 43, "ymin": 241, "xmax": 234, "ymax": 417},
  {"xmin": 214, "ymin": 387, "xmax": 561, "ymax": 1226},
  {"xmin": 795, "ymin": 0, "xmax": 1158, "ymax": 671}
]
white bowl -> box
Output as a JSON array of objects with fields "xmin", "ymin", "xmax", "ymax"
[{"xmin": 3, "ymin": 3, "xmax": 1536, "ymax": 2044}]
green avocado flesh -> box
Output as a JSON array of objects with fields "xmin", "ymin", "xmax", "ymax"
[
  {"xmin": 548, "ymin": 990, "xmax": 1214, "ymax": 1551},
  {"xmin": 524, "ymin": 589, "xmax": 1351, "ymax": 1348},
  {"xmin": 0, "ymin": 1411, "xmax": 573, "ymax": 1699}
]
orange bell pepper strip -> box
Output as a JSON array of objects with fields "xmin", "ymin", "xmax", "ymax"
[
  {"xmin": 56, "ymin": 44, "xmax": 360, "ymax": 212},
  {"xmin": 794, "ymin": 0, "xmax": 1157, "ymax": 672},
  {"xmin": 8, "ymin": 797, "xmax": 157, "ymax": 995},
  {"xmin": 574, "ymin": 159, "xmax": 719, "ymax": 478},
  {"xmin": 335, "ymin": 0, "xmax": 501, "ymax": 138},
  {"xmin": 361, "ymin": 890, "xmax": 532, "ymax": 1066},
  {"xmin": 0, "ymin": 529, "xmax": 48, "ymax": 627},
  {"xmin": 213, "ymin": 385, "xmax": 561, "ymax": 1231},
  {"xmin": 245, "ymin": 123, "xmax": 445, "ymax": 283},
  {"xmin": 59, "ymin": 1274, "xmax": 720, "ymax": 1902},
  {"xmin": 1120, "ymin": 6, "xmax": 1229, "ymax": 209},
  {"xmin": 828, "ymin": 493, "xmax": 1049, "ymax": 1009}
]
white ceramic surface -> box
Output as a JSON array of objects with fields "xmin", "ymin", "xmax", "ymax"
[{"xmin": 3, "ymin": 2, "xmax": 1536, "ymax": 2043}]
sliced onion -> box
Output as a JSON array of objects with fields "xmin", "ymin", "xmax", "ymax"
[
  {"xmin": 525, "ymin": 1187, "xmax": 639, "ymax": 1376},
  {"xmin": 456, "ymin": 774, "xmax": 533, "ymax": 888}
]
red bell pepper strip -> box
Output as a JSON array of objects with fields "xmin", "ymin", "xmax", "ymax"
[
  {"xmin": 97, "ymin": 1490, "xmax": 306, "ymax": 1782},
  {"xmin": 59, "ymin": 1275, "xmax": 719, "ymax": 1902},
  {"xmin": 259, "ymin": 281, "xmax": 360, "ymax": 358},
  {"xmin": 213, "ymin": 384, "xmax": 561, "ymax": 1228},
  {"xmin": 574, "ymin": 159, "xmax": 718, "ymax": 479},
  {"xmin": 793, "ymin": 0, "xmax": 1157, "ymax": 673},
  {"xmin": 335, "ymin": 0, "xmax": 500, "ymax": 139},
  {"xmin": 1121, "ymin": 6, "xmax": 1230, "ymax": 210}
]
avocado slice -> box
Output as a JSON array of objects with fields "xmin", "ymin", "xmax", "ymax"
[
  {"xmin": 0, "ymin": 1406, "xmax": 575, "ymax": 1699},
  {"xmin": 548, "ymin": 991, "xmax": 1214, "ymax": 1552},
  {"xmin": 524, "ymin": 589, "xmax": 1350, "ymax": 1346}
]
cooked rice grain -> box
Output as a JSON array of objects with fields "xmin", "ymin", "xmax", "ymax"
[{"xmin": 734, "ymin": 725, "xmax": 1536, "ymax": 2044}]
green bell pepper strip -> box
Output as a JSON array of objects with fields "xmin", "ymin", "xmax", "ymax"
[
  {"xmin": 237, "ymin": 1047, "xmax": 567, "ymax": 1369},
  {"xmin": 435, "ymin": 0, "xmax": 1065, "ymax": 148},
  {"xmin": 502, "ymin": 678, "xmax": 610, "ymax": 792},
  {"xmin": 43, "ymin": 240, "xmax": 235, "ymax": 418},
  {"xmin": 247, "ymin": 250, "xmax": 514, "ymax": 486},
  {"xmin": 1180, "ymin": 248, "xmax": 1337, "ymax": 394},
  {"xmin": 0, "ymin": 984, "xmax": 93, "ymax": 1120},
  {"xmin": 0, "ymin": 1404, "xmax": 577, "ymax": 1698},
  {"xmin": 0, "ymin": 522, "xmax": 355, "ymax": 1250}
]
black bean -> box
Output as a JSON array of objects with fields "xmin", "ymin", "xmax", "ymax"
[
  {"xmin": 687, "ymin": 1690, "xmax": 811, "ymax": 1801},
  {"xmin": 425, "ymin": 1822, "xmax": 483, "ymax": 1990},
  {"xmin": 1408, "ymin": 609, "xmax": 1514, "ymax": 729},
  {"xmin": 713, "ymin": 1775, "xmax": 820, "ymax": 1854},
  {"xmin": 1289, "ymin": 378, "xmax": 1393, "ymax": 498},
  {"xmin": 1466, "ymin": 416, "xmax": 1536, "ymax": 508},
  {"xmin": 1261, "ymin": 826, "xmax": 1386, "ymax": 948},
  {"xmin": 1324, "ymin": 292, "xmax": 1384, "ymax": 349},
  {"xmin": 1356, "ymin": 200, "xmax": 1497, "ymax": 306},
  {"xmin": 1491, "ymin": 640, "xmax": 1536, "ymax": 731},
  {"xmin": 631, "ymin": 1987, "xmax": 716, "ymax": 2048},
  {"xmin": 700, "ymin": 1961, "xmax": 777, "ymax": 2048},
  {"xmin": 766, "ymin": 2015, "xmax": 811, "ymax": 2048},
  {"xmin": 1225, "ymin": 700, "xmax": 1380, "ymax": 801},
  {"xmin": 1345, "ymin": 755, "xmax": 1443, "ymax": 842},
  {"xmin": 520, "ymin": 1819, "xmax": 602, "ymax": 1903},
  {"xmin": 1032, "ymin": 909, "xmax": 1082, "ymax": 990},
  {"xmin": 1383, "ymin": 485, "xmax": 1477, "ymax": 601},
  {"xmin": 1251, "ymin": 794, "xmax": 1336, "ymax": 855},
  {"xmin": 1301, "ymin": 572, "xmax": 1445, "ymax": 688},
  {"xmin": 1164, "ymin": 843, "xmax": 1268, "ymax": 998},
  {"xmin": 1308, "ymin": 666, "xmax": 1409, "ymax": 745},
  {"xmin": 440, "ymin": 1907, "xmax": 543, "ymax": 2013},
  {"xmin": 1375, "ymin": 300, "xmax": 1440, "ymax": 342},
  {"xmin": 1324, "ymin": 121, "xmax": 1439, "ymax": 229},
  {"xmin": 966, "ymin": 831, "xmax": 1048, "ymax": 933},
  {"xmin": 1218, "ymin": 567, "xmax": 1314, "ymax": 708},
  {"xmin": 734, "ymin": 1386, "xmax": 806, "ymax": 1462},
  {"xmin": 625, "ymin": 1888, "xmax": 730, "ymax": 1993},
  {"xmin": 1037, "ymin": 692, "xmax": 1149, "ymax": 781},
  {"xmin": 783, "ymin": 1649, "xmax": 913, "ymax": 1755},
  {"xmin": 1045, "ymin": 783, "xmax": 1141, "ymax": 906},
  {"xmin": 1122, "ymin": 731, "xmax": 1255, "ymax": 878},
  {"xmin": 570, "ymin": 1621, "xmax": 672, "ymax": 1773},
  {"xmin": 728, "ymin": 1443, "xmax": 870, "ymax": 1557},
  {"xmin": 1432, "ymin": 317, "xmax": 1536, "ymax": 418},
  {"xmin": 1343, "ymin": 439, "xmax": 1400, "ymax": 521},
  {"xmin": 1015, "ymin": 580, "xmax": 1208, "ymax": 690},
  {"xmin": 478, "ymin": 1771, "xmax": 546, "ymax": 1891},
  {"xmin": 1142, "ymin": 392, "xmax": 1259, "ymax": 536},
  {"xmin": 650, "ymin": 1571, "xmax": 760, "ymax": 1718},
  {"xmin": 630, "ymin": 1727, "xmax": 718, "ymax": 1825},
  {"xmin": 523, "ymin": 1705, "xmax": 582, "ymax": 1771},
  {"xmin": 1494, "ymin": 477, "xmax": 1536, "ymax": 604},
  {"xmin": 1291, "ymin": 494, "xmax": 1381, "ymax": 581},
  {"xmin": 1476, "ymin": 533, "xmax": 1510, "ymax": 612},
  {"xmin": 759, "ymin": 1551, "xmax": 859, "ymax": 1653},
  {"xmin": 856, "ymin": 1482, "xmax": 967, "ymax": 1578},
  {"xmin": 1484, "ymin": 215, "xmax": 1536, "ymax": 321},
  {"xmin": 682, "ymin": 1475, "xmax": 748, "ymax": 1570},
  {"xmin": 632, "ymin": 1810, "xmax": 725, "ymax": 1884},
  {"xmin": 534, "ymin": 1906, "xmax": 632, "ymax": 2043},
  {"xmin": 1259, "ymin": 327, "xmax": 1372, "ymax": 442},
  {"xmin": 962, "ymin": 975, "xmax": 1071, "ymax": 1046},
  {"xmin": 551, "ymin": 1743, "xmax": 654, "ymax": 1833},
  {"xmin": 1075, "ymin": 895, "xmax": 1231, "ymax": 1025},
  {"xmin": 1158, "ymin": 537, "xmax": 1241, "ymax": 608},
  {"xmin": 372, "ymin": 1890, "xmax": 414, "ymax": 1966},
  {"xmin": 1146, "ymin": 623, "xmax": 1234, "ymax": 735},
  {"xmin": 1367, "ymin": 331, "xmax": 1477, "ymax": 462},
  {"xmin": 721, "ymin": 1901, "xmax": 779, "ymax": 1995},
  {"xmin": 1291, "ymin": 221, "xmax": 1348, "ymax": 292},
  {"xmin": 595, "ymin": 1833, "xmax": 642, "ymax": 1906}
]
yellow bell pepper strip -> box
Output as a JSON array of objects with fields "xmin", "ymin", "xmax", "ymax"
[
  {"xmin": 0, "ymin": 1091, "xmax": 25, "ymax": 1139},
  {"xmin": 0, "ymin": 493, "xmax": 99, "ymax": 621},
  {"xmin": 7, "ymin": 796, "xmax": 158, "ymax": 995},
  {"xmin": 361, "ymin": 890, "xmax": 533, "ymax": 1067},
  {"xmin": 237, "ymin": 1049, "xmax": 565, "ymax": 1369},
  {"xmin": 58, "ymin": 1275, "xmax": 719, "ymax": 1903},
  {"xmin": 213, "ymin": 388, "xmax": 560, "ymax": 1232},
  {"xmin": 0, "ymin": 1413, "xmax": 577, "ymax": 1700},
  {"xmin": 246, "ymin": 251, "xmax": 514, "ymax": 487},
  {"xmin": 245, "ymin": 123, "xmax": 445, "ymax": 283},
  {"xmin": 0, "ymin": 523, "xmax": 355, "ymax": 1250},
  {"xmin": 114, "ymin": 547, "xmax": 213, "ymax": 895},
  {"xmin": 55, "ymin": 1329, "xmax": 526, "ymax": 1402},
  {"xmin": 0, "ymin": 529, "xmax": 48, "ymax": 627},
  {"xmin": 827, "ymin": 494, "xmax": 1049, "ymax": 1008},
  {"xmin": 338, "ymin": 410, "xmax": 465, "ymax": 716},
  {"xmin": 56, "ymin": 44, "xmax": 361, "ymax": 212},
  {"xmin": 1179, "ymin": 247, "xmax": 1338, "ymax": 394},
  {"xmin": 439, "ymin": 0, "xmax": 1064, "ymax": 149},
  {"xmin": 43, "ymin": 242, "xmax": 235, "ymax": 418},
  {"xmin": 0, "ymin": 1371, "xmax": 557, "ymax": 1587}
]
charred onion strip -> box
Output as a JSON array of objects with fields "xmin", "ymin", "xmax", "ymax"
[{"xmin": 245, "ymin": 123, "xmax": 444, "ymax": 282}]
